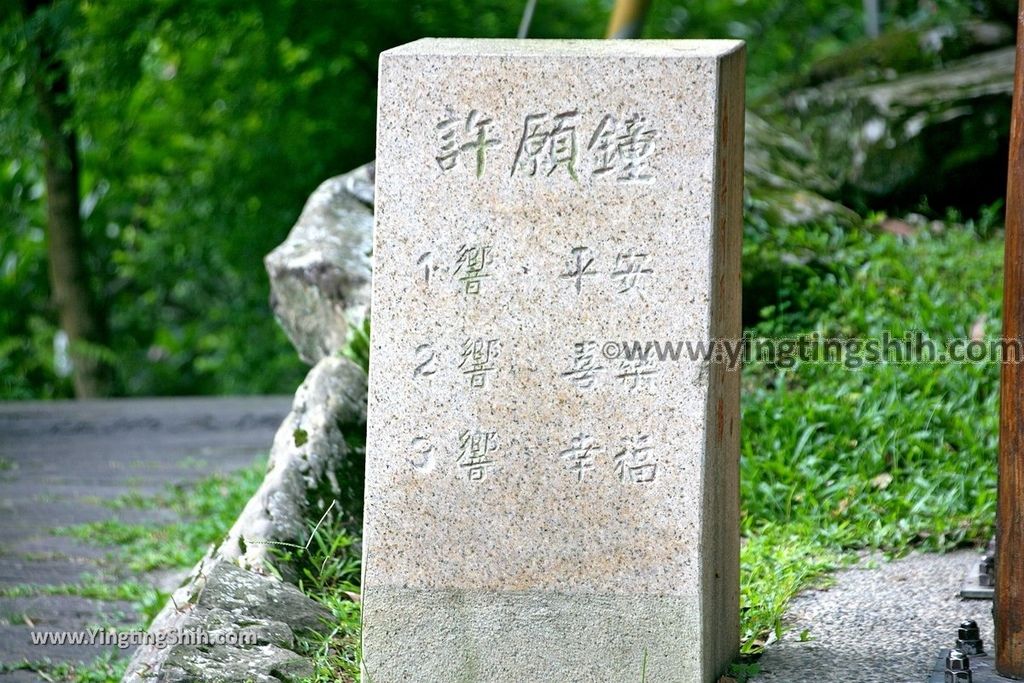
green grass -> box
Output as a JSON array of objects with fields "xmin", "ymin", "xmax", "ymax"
[
  {"xmin": 0, "ymin": 578, "xmax": 155, "ymax": 602},
  {"xmin": 0, "ymin": 461, "xmax": 268, "ymax": 677},
  {"xmin": 3, "ymin": 464, "xmax": 264, "ymax": 637},
  {"xmin": 737, "ymin": 208, "xmax": 1002, "ymax": 653},
  {"xmin": 342, "ymin": 317, "xmax": 371, "ymax": 374},
  {"xmin": 56, "ymin": 460, "xmax": 265, "ymax": 572},
  {"xmin": 0, "ymin": 652, "xmax": 127, "ymax": 682},
  {"xmin": 0, "ymin": 578, "xmax": 167, "ymax": 624},
  {"xmin": 275, "ymin": 511, "xmax": 362, "ymax": 683}
]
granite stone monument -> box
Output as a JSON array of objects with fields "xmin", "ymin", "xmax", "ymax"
[{"xmin": 363, "ymin": 38, "xmax": 745, "ymax": 682}]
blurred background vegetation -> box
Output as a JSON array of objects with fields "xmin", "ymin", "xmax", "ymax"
[{"xmin": 0, "ymin": 0, "xmax": 1016, "ymax": 399}]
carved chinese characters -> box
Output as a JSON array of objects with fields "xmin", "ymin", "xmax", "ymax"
[
  {"xmin": 436, "ymin": 106, "xmax": 660, "ymax": 183},
  {"xmin": 365, "ymin": 39, "xmax": 745, "ymax": 682}
]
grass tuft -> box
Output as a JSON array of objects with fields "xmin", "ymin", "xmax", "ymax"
[{"xmin": 58, "ymin": 461, "xmax": 265, "ymax": 572}]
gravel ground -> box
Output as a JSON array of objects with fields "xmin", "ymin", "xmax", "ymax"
[{"xmin": 750, "ymin": 550, "xmax": 995, "ymax": 683}]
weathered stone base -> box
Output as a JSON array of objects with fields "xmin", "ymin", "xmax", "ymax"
[{"xmin": 362, "ymin": 589, "xmax": 716, "ymax": 682}]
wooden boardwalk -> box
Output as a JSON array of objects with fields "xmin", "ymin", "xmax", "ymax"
[{"xmin": 0, "ymin": 397, "xmax": 291, "ymax": 681}]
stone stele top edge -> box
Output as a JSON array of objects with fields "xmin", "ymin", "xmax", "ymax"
[{"xmin": 381, "ymin": 38, "xmax": 745, "ymax": 60}]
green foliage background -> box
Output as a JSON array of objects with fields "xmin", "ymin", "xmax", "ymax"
[
  {"xmin": 0, "ymin": 0, "xmax": 1012, "ymax": 674},
  {"xmin": 1, "ymin": 0, "xmax": 607, "ymax": 397},
  {"xmin": 0, "ymin": 0, "xmax": 995, "ymax": 398}
]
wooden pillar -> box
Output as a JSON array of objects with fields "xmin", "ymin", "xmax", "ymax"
[{"xmin": 997, "ymin": 0, "xmax": 1024, "ymax": 677}]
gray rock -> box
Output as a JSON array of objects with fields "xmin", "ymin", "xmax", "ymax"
[
  {"xmin": 123, "ymin": 559, "xmax": 333, "ymax": 683},
  {"xmin": 799, "ymin": 21, "xmax": 1014, "ymax": 88},
  {"xmin": 265, "ymin": 163, "xmax": 375, "ymax": 365},
  {"xmin": 219, "ymin": 354, "xmax": 367, "ymax": 574},
  {"xmin": 745, "ymin": 112, "xmax": 861, "ymax": 228},
  {"xmin": 122, "ymin": 357, "xmax": 366, "ymax": 682}
]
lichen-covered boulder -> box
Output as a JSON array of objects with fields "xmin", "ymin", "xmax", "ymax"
[
  {"xmin": 265, "ymin": 163, "xmax": 374, "ymax": 365},
  {"xmin": 123, "ymin": 559, "xmax": 333, "ymax": 683},
  {"xmin": 744, "ymin": 112, "xmax": 861, "ymax": 228},
  {"xmin": 799, "ymin": 21, "xmax": 1014, "ymax": 88},
  {"xmin": 219, "ymin": 354, "xmax": 367, "ymax": 573},
  {"xmin": 122, "ymin": 356, "xmax": 365, "ymax": 682}
]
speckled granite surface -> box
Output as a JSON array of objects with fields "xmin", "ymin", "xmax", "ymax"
[{"xmin": 364, "ymin": 38, "xmax": 746, "ymax": 682}]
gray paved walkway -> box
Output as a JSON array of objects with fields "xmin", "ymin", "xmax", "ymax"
[
  {"xmin": 0, "ymin": 397, "xmax": 290, "ymax": 681},
  {"xmin": 751, "ymin": 550, "xmax": 996, "ymax": 683}
]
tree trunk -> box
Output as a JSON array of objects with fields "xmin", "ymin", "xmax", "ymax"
[
  {"xmin": 605, "ymin": 0, "xmax": 652, "ymax": 39},
  {"xmin": 23, "ymin": 0, "xmax": 110, "ymax": 397},
  {"xmin": 863, "ymin": 0, "xmax": 880, "ymax": 38}
]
